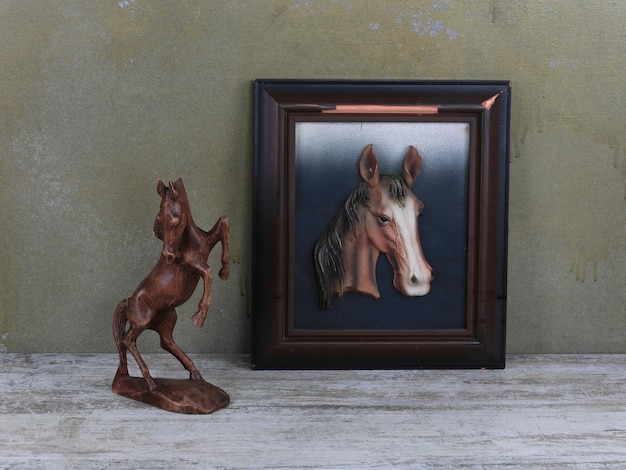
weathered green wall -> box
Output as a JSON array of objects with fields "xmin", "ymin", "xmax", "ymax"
[{"xmin": 1, "ymin": 1, "xmax": 624, "ymax": 354}]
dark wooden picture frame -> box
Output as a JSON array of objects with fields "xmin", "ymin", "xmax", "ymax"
[{"xmin": 252, "ymin": 80, "xmax": 510, "ymax": 369}]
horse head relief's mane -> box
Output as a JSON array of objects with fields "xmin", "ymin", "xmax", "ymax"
[
  {"xmin": 313, "ymin": 143, "xmax": 433, "ymax": 310},
  {"xmin": 314, "ymin": 182, "xmax": 367, "ymax": 310}
]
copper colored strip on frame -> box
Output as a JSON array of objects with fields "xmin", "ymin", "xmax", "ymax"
[{"xmin": 322, "ymin": 105, "xmax": 440, "ymax": 114}]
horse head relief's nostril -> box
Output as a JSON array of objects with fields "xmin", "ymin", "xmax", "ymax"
[{"xmin": 410, "ymin": 275, "xmax": 419, "ymax": 284}]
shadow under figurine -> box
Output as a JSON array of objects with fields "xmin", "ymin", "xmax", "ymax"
[{"xmin": 112, "ymin": 178, "xmax": 230, "ymax": 414}]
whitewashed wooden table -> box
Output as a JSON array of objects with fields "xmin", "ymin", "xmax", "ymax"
[{"xmin": 1, "ymin": 354, "xmax": 626, "ymax": 469}]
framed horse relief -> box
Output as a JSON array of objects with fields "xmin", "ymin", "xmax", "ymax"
[{"xmin": 252, "ymin": 80, "xmax": 511, "ymax": 369}]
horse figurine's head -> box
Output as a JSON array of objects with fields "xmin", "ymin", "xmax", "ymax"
[
  {"xmin": 154, "ymin": 179, "xmax": 190, "ymax": 263},
  {"xmin": 314, "ymin": 144, "xmax": 433, "ymax": 309}
]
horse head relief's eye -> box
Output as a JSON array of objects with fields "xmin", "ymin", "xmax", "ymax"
[{"xmin": 377, "ymin": 215, "xmax": 390, "ymax": 225}]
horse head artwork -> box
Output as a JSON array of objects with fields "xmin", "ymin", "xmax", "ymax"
[
  {"xmin": 112, "ymin": 178, "xmax": 230, "ymax": 413},
  {"xmin": 314, "ymin": 144, "xmax": 433, "ymax": 309}
]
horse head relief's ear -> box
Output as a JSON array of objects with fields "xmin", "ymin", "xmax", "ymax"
[
  {"xmin": 359, "ymin": 144, "xmax": 380, "ymax": 187},
  {"xmin": 157, "ymin": 179, "xmax": 167, "ymax": 198},
  {"xmin": 402, "ymin": 146, "xmax": 423, "ymax": 187}
]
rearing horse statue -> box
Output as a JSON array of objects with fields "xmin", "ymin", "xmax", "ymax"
[
  {"xmin": 314, "ymin": 144, "xmax": 433, "ymax": 309},
  {"xmin": 113, "ymin": 178, "xmax": 230, "ymax": 393}
]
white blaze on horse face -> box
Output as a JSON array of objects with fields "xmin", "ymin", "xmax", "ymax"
[
  {"xmin": 390, "ymin": 193, "xmax": 432, "ymax": 296},
  {"xmin": 365, "ymin": 187, "xmax": 432, "ymax": 297}
]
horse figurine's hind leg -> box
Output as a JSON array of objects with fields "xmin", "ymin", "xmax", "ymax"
[
  {"xmin": 114, "ymin": 300, "xmax": 205, "ymax": 392},
  {"xmin": 152, "ymin": 309, "xmax": 204, "ymax": 381},
  {"xmin": 112, "ymin": 178, "xmax": 230, "ymax": 414}
]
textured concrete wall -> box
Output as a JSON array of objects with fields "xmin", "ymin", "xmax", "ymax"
[{"xmin": 1, "ymin": 1, "xmax": 624, "ymax": 353}]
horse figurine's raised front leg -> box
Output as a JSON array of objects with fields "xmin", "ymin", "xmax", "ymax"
[
  {"xmin": 112, "ymin": 178, "xmax": 230, "ymax": 414},
  {"xmin": 191, "ymin": 215, "xmax": 230, "ymax": 328}
]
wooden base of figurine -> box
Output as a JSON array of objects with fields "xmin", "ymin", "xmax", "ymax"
[{"xmin": 112, "ymin": 374, "xmax": 230, "ymax": 414}]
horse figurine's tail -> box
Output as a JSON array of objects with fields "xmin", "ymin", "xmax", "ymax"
[{"xmin": 112, "ymin": 299, "xmax": 129, "ymax": 379}]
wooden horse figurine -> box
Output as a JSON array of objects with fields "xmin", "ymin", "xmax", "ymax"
[
  {"xmin": 112, "ymin": 178, "xmax": 231, "ymax": 414},
  {"xmin": 314, "ymin": 144, "xmax": 433, "ymax": 309}
]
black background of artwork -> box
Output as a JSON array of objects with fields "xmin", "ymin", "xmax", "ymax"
[{"xmin": 293, "ymin": 131, "xmax": 469, "ymax": 330}]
